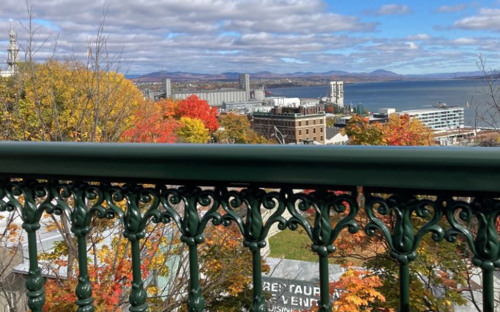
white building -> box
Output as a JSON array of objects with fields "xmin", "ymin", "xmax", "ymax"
[
  {"xmin": 164, "ymin": 73, "xmax": 251, "ymax": 107},
  {"xmin": 1, "ymin": 20, "xmax": 19, "ymax": 78},
  {"xmin": 262, "ymin": 97, "xmax": 301, "ymax": 108},
  {"xmin": 400, "ymin": 105, "xmax": 465, "ymax": 130},
  {"xmin": 329, "ymin": 81, "xmax": 344, "ymax": 106}
]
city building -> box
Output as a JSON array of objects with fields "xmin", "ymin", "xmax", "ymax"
[
  {"xmin": 433, "ymin": 127, "xmax": 476, "ymax": 146},
  {"xmin": 1, "ymin": 20, "xmax": 19, "ymax": 78},
  {"xmin": 252, "ymin": 105, "xmax": 326, "ymax": 144},
  {"xmin": 328, "ymin": 81, "xmax": 344, "ymax": 106},
  {"xmin": 334, "ymin": 109, "xmax": 390, "ymax": 128},
  {"xmin": 262, "ymin": 97, "xmax": 301, "ymax": 108},
  {"xmin": 221, "ymin": 100, "xmax": 264, "ymax": 114},
  {"xmin": 400, "ymin": 104, "xmax": 465, "ymax": 130},
  {"xmin": 239, "ymin": 73, "xmax": 250, "ymax": 101},
  {"xmin": 325, "ymin": 128, "xmax": 348, "ymax": 145},
  {"xmin": 163, "ymin": 73, "xmax": 251, "ymax": 107}
]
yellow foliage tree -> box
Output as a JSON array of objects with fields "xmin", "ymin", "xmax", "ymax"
[
  {"xmin": 176, "ymin": 116, "xmax": 211, "ymax": 143},
  {"xmin": 0, "ymin": 60, "xmax": 143, "ymax": 142}
]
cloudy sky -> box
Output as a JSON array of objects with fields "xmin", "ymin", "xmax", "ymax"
[{"xmin": 1, "ymin": 0, "xmax": 500, "ymax": 75}]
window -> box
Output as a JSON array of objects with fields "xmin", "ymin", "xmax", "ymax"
[
  {"xmin": 314, "ymin": 120, "xmax": 316, "ymax": 125},
  {"xmin": 321, "ymin": 136, "xmax": 323, "ymax": 141},
  {"xmin": 306, "ymin": 129, "xmax": 309, "ymax": 135},
  {"xmin": 299, "ymin": 121, "xmax": 302, "ymax": 126},
  {"xmin": 313, "ymin": 128, "xmax": 316, "ymax": 134},
  {"xmin": 299, "ymin": 130, "xmax": 301, "ymax": 135},
  {"xmin": 306, "ymin": 121, "xmax": 309, "ymax": 126},
  {"xmin": 320, "ymin": 128, "xmax": 323, "ymax": 133}
]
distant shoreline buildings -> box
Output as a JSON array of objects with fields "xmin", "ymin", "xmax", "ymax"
[{"xmin": 161, "ymin": 73, "xmax": 260, "ymax": 107}]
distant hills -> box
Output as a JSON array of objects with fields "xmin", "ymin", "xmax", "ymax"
[{"xmin": 127, "ymin": 69, "xmax": 485, "ymax": 82}]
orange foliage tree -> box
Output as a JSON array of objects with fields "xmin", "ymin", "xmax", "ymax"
[
  {"xmin": 122, "ymin": 95, "xmax": 219, "ymax": 143},
  {"xmin": 301, "ymin": 269, "xmax": 386, "ymax": 312},
  {"xmin": 121, "ymin": 98, "xmax": 180, "ymax": 143},
  {"xmin": 344, "ymin": 114, "xmax": 434, "ymax": 146}
]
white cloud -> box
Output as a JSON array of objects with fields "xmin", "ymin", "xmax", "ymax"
[
  {"xmin": 375, "ymin": 4, "xmax": 413, "ymax": 16},
  {"xmin": 435, "ymin": 4, "xmax": 467, "ymax": 13},
  {"xmin": 0, "ymin": 0, "xmax": 495, "ymax": 74},
  {"xmin": 454, "ymin": 8, "xmax": 500, "ymax": 31},
  {"xmin": 407, "ymin": 34, "xmax": 431, "ymax": 41},
  {"xmin": 452, "ymin": 37, "xmax": 478, "ymax": 45}
]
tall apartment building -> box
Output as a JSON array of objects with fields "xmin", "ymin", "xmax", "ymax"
[
  {"xmin": 400, "ymin": 106, "xmax": 465, "ymax": 130},
  {"xmin": 164, "ymin": 78, "xmax": 172, "ymax": 98},
  {"xmin": 239, "ymin": 73, "xmax": 250, "ymax": 101},
  {"xmin": 252, "ymin": 105, "xmax": 326, "ymax": 144},
  {"xmin": 329, "ymin": 81, "xmax": 344, "ymax": 107}
]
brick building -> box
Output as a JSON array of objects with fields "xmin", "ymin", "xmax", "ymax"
[{"xmin": 252, "ymin": 105, "xmax": 326, "ymax": 144}]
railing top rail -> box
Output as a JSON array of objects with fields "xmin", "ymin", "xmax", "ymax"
[{"xmin": 0, "ymin": 142, "xmax": 499, "ymax": 192}]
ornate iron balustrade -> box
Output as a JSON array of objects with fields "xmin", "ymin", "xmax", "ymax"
[{"xmin": 0, "ymin": 142, "xmax": 499, "ymax": 312}]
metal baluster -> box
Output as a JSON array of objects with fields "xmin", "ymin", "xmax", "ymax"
[
  {"xmin": 222, "ymin": 188, "xmax": 287, "ymax": 312},
  {"xmin": 120, "ymin": 184, "xmax": 162, "ymax": 312},
  {"xmin": 68, "ymin": 182, "xmax": 106, "ymax": 312},
  {"xmin": 287, "ymin": 189, "xmax": 359, "ymax": 312},
  {"xmin": 445, "ymin": 197, "xmax": 500, "ymax": 312},
  {"xmin": 104, "ymin": 184, "xmax": 158, "ymax": 312},
  {"xmin": 365, "ymin": 193, "xmax": 444, "ymax": 312},
  {"xmin": 4, "ymin": 180, "xmax": 47, "ymax": 311},
  {"xmin": 160, "ymin": 186, "xmax": 221, "ymax": 312}
]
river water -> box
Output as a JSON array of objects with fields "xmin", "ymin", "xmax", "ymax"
[{"xmin": 268, "ymin": 79, "xmax": 492, "ymax": 126}]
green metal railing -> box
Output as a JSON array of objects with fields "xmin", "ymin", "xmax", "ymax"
[{"xmin": 0, "ymin": 142, "xmax": 500, "ymax": 312}]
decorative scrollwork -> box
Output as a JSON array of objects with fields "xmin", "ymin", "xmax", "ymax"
[
  {"xmin": 220, "ymin": 187, "xmax": 286, "ymax": 312},
  {"xmin": 445, "ymin": 197, "xmax": 500, "ymax": 271},
  {"xmin": 286, "ymin": 189, "xmax": 359, "ymax": 312},
  {"xmin": 159, "ymin": 186, "xmax": 221, "ymax": 243},
  {"xmin": 158, "ymin": 186, "xmax": 221, "ymax": 312},
  {"xmin": 2, "ymin": 180, "xmax": 47, "ymax": 312},
  {"xmin": 221, "ymin": 187, "xmax": 286, "ymax": 249},
  {"xmin": 365, "ymin": 194, "xmax": 444, "ymax": 264},
  {"xmin": 287, "ymin": 189, "xmax": 359, "ymax": 255}
]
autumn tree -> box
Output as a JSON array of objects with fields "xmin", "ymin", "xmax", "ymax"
[
  {"xmin": 177, "ymin": 117, "xmax": 211, "ymax": 143},
  {"xmin": 39, "ymin": 219, "xmax": 261, "ymax": 312},
  {"xmin": 0, "ymin": 5, "xmax": 144, "ymax": 143},
  {"xmin": 121, "ymin": 99, "xmax": 180, "ymax": 143},
  {"xmin": 174, "ymin": 95, "xmax": 219, "ymax": 133},
  {"xmin": 214, "ymin": 113, "xmax": 269, "ymax": 144},
  {"xmin": 0, "ymin": 61, "xmax": 144, "ymax": 142},
  {"xmin": 344, "ymin": 114, "xmax": 434, "ymax": 146},
  {"xmin": 122, "ymin": 95, "xmax": 220, "ymax": 144},
  {"xmin": 335, "ymin": 116, "xmax": 475, "ymax": 311},
  {"xmin": 343, "ymin": 115, "xmax": 385, "ymax": 146},
  {"xmin": 301, "ymin": 268, "xmax": 386, "ymax": 312}
]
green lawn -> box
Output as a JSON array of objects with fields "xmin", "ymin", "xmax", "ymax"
[
  {"xmin": 268, "ymin": 228, "xmax": 316, "ymax": 261},
  {"xmin": 268, "ymin": 228, "xmax": 339, "ymax": 264}
]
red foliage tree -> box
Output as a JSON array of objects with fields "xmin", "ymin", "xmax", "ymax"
[
  {"xmin": 175, "ymin": 95, "xmax": 219, "ymax": 133},
  {"xmin": 121, "ymin": 99, "xmax": 179, "ymax": 143}
]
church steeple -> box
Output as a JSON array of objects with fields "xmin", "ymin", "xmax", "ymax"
[{"xmin": 6, "ymin": 19, "xmax": 19, "ymax": 76}]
